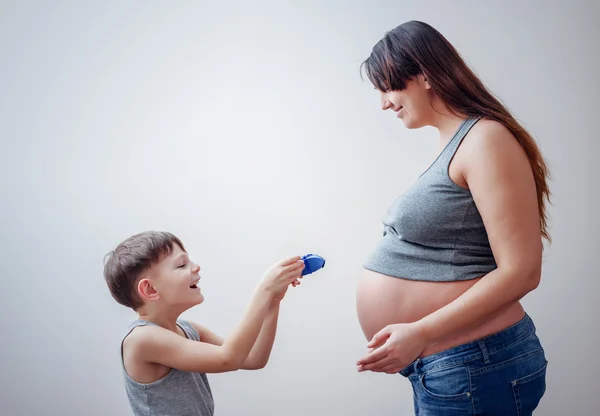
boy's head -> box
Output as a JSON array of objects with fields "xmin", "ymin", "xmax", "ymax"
[{"xmin": 103, "ymin": 231, "xmax": 203, "ymax": 313}]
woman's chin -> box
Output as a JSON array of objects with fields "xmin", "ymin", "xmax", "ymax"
[{"xmin": 401, "ymin": 116, "xmax": 421, "ymax": 129}]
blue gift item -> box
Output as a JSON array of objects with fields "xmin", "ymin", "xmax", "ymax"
[{"xmin": 301, "ymin": 254, "xmax": 326, "ymax": 276}]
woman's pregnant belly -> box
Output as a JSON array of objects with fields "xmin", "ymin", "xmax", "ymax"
[{"xmin": 356, "ymin": 269, "xmax": 525, "ymax": 357}]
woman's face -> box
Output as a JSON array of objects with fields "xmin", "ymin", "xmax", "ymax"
[{"xmin": 379, "ymin": 74, "xmax": 433, "ymax": 129}]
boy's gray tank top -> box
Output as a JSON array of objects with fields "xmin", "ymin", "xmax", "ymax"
[
  {"xmin": 363, "ymin": 117, "xmax": 498, "ymax": 281},
  {"xmin": 120, "ymin": 319, "xmax": 215, "ymax": 416}
]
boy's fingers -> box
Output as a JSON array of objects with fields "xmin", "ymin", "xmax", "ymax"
[
  {"xmin": 285, "ymin": 267, "xmax": 304, "ymax": 279},
  {"xmin": 278, "ymin": 256, "xmax": 302, "ymax": 267},
  {"xmin": 293, "ymin": 260, "xmax": 305, "ymax": 270},
  {"xmin": 282, "ymin": 260, "xmax": 305, "ymax": 273}
]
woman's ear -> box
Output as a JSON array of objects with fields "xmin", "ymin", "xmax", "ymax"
[{"xmin": 419, "ymin": 73, "xmax": 432, "ymax": 90}]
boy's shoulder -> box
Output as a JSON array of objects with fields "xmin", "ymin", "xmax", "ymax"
[
  {"xmin": 122, "ymin": 321, "xmax": 167, "ymax": 356},
  {"xmin": 121, "ymin": 319, "xmax": 222, "ymax": 362},
  {"xmin": 122, "ymin": 319, "xmax": 203, "ymax": 350}
]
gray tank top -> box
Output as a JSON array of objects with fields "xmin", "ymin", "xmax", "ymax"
[
  {"xmin": 120, "ymin": 319, "xmax": 215, "ymax": 416},
  {"xmin": 363, "ymin": 117, "xmax": 497, "ymax": 282}
]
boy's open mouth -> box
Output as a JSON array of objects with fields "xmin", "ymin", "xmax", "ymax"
[{"xmin": 190, "ymin": 277, "xmax": 200, "ymax": 289}]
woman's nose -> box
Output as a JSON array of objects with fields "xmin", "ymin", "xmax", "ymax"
[{"xmin": 192, "ymin": 263, "xmax": 201, "ymax": 273}]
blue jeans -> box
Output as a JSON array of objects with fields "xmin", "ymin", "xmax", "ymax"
[{"xmin": 400, "ymin": 314, "xmax": 547, "ymax": 415}]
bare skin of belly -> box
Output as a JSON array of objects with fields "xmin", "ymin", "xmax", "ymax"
[{"xmin": 356, "ymin": 269, "xmax": 526, "ymax": 357}]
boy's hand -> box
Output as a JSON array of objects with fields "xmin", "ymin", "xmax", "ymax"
[
  {"xmin": 271, "ymin": 274, "xmax": 302, "ymax": 303},
  {"xmin": 259, "ymin": 256, "xmax": 304, "ymax": 297}
]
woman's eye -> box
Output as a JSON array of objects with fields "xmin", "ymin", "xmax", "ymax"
[{"xmin": 178, "ymin": 263, "xmax": 186, "ymax": 269}]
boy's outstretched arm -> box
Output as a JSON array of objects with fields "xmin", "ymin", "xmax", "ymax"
[
  {"xmin": 128, "ymin": 257, "xmax": 304, "ymax": 374},
  {"xmin": 241, "ymin": 300, "xmax": 281, "ymax": 369},
  {"xmin": 191, "ymin": 298, "xmax": 284, "ymax": 370},
  {"xmin": 192, "ymin": 276, "xmax": 301, "ymax": 370}
]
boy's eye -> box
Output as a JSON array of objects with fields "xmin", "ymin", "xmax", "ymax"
[{"xmin": 178, "ymin": 263, "xmax": 186, "ymax": 269}]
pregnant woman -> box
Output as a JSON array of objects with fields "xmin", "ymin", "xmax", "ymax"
[{"xmin": 355, "ymin": 21, "xmax": 550, "ymax": 415}]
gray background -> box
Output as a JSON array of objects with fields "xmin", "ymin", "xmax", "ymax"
[{"xmin": 1, "ymin": 0, "xmax": 598, "ymax": 415}]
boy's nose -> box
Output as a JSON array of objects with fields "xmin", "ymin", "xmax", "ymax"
[
  {"xmin": 192, "ymin": 263, "xmax": 200, "ymax": 274},
  {"xmin": 381, "ymin": 96, "xmax": 392, "ymax": 111}
]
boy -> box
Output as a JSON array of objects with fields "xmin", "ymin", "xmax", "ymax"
[{"xmin": 103, "ymin": 231, "xmax": 305, "ymax": 416}]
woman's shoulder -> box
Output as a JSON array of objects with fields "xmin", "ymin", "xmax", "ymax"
[
  {"xmin": 462, "ymin": 118, "xmax": 526, "ymax": 162},
  {"xmin": 471, "ymin": 118, "xmax": 515, "ymax": 142}
]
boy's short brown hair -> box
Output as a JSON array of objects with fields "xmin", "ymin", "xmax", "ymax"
[{"xmin": 103, "ymin": 231, "xmax": 186, "ymax": 310}]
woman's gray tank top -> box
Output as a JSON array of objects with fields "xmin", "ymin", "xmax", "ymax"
[
  {"xmin": 120, "ymin": 319, "xmax": 215, "ymax": 416},
  {"xmin": 363, "ymin": 117, "xmax": 497, "ymax": 282}
]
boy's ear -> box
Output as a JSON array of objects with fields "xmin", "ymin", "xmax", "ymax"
[{"xmin": 138, "ymin": 278, "xmax": 160, "ymax": 301}]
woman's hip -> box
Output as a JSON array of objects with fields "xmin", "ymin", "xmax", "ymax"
[{"xmin": 401, "ymin": 314, "xmax": 548, "ymax": 415}]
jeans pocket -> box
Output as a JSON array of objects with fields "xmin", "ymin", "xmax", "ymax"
[
  {"xmin": 418, "ymin": 364, "xmax": 472, "ymax": 401},
  {"xmin": 511, "ymin": 360, "xmax": 548, "ymax": 416}
]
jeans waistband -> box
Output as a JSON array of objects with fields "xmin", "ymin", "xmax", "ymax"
[{"xmin": 400, "ymin": 313, "xmax": 536, "ymax": 377}]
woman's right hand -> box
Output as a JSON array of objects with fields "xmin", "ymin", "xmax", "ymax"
[{"xmin": 259, "ymin": 256, "xmax": 305, "ymax": 296}]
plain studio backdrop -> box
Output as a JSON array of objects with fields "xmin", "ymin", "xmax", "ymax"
[{"xmin": 1, "ymin": 1, "xmax": 598, "ymax": 415}]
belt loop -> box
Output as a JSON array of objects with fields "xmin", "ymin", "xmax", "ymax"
[
  {"xmin": 478, "ymin": 341, "xmax": 490, "ymax": 364},
  {"xmin": 400, "ymin": 358, "xmax": 420, "ymax": 377},
  {"xmin": 413, "ymin": 358, "xmax": 422, "ymax": 374}
]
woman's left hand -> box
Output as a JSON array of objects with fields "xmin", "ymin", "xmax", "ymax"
[{"xmin": 356, "ymin": 323, "xmax": 430, "ymax": 374}]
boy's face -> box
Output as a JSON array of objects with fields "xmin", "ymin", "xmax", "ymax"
[{"xmin": 139, "ymin": 244, "xmax": 204, "ymax": 309}]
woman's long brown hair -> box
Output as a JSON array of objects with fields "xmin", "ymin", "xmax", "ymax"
[{"xmin": 361, "ymin": 20, "xmax": 551, "ymax": 242}]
